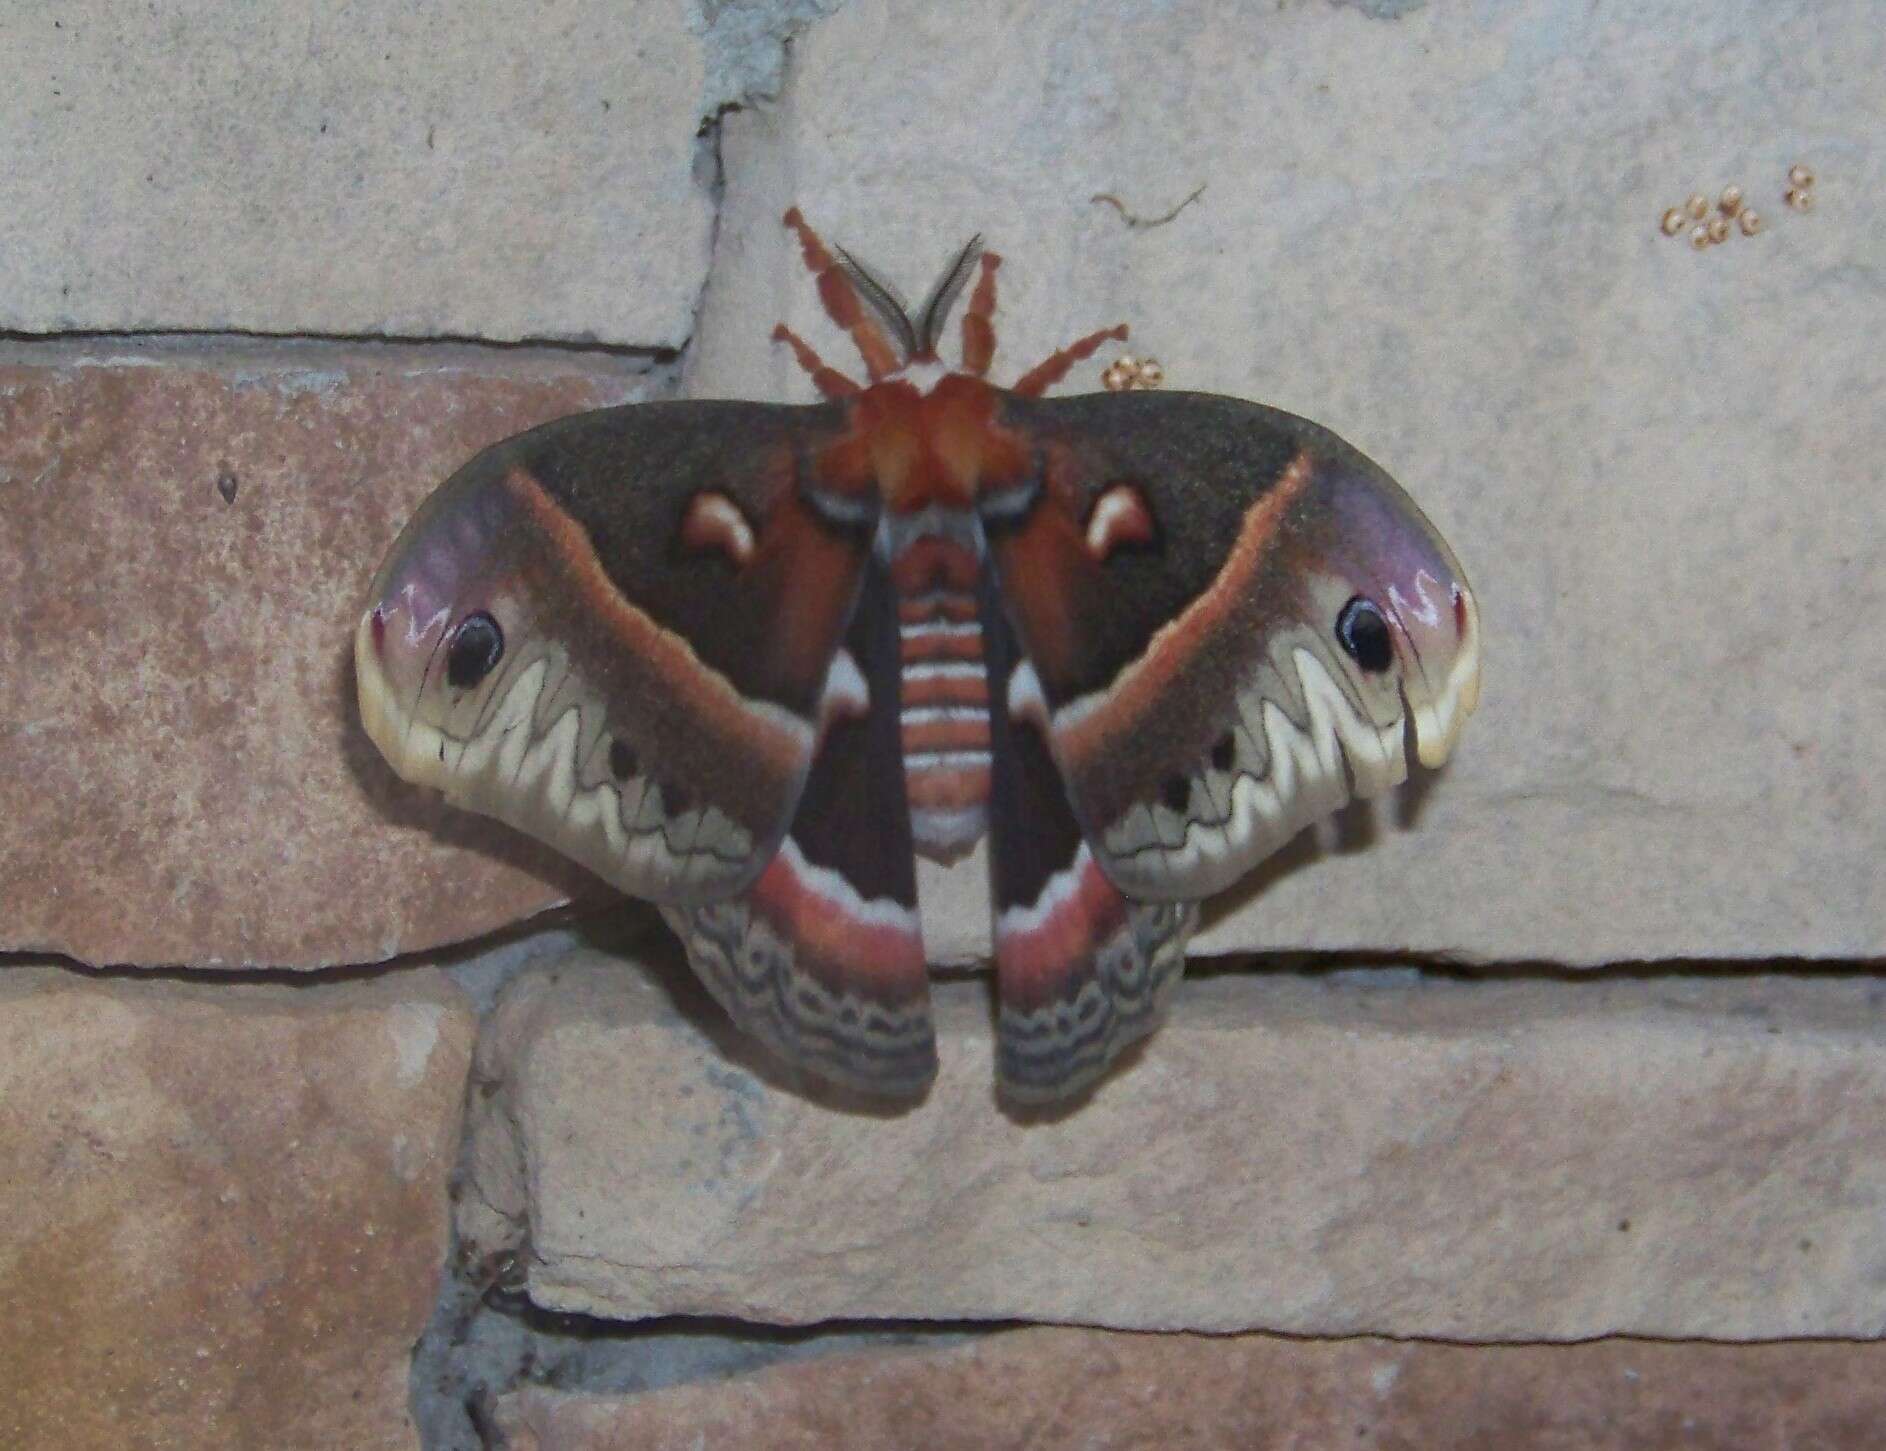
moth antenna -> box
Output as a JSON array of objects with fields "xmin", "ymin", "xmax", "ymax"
[
  {"xmin": 959, "ymin": 251, "xmax": 1002, "ymax": 377},
  {"xmin": 833, "ymin": 245, "xmax": 920, "ymax": 362},
  {"xmin": 781, "ymin": 208, "xmax": 904, "ymax": 382},
  {"xmin": 914, "ymin": 234, "xmax": 985, "ymax": 359},
  {"xmin": 1012, "ymin": 323, "xmax": 1130, "ymax": 398}
]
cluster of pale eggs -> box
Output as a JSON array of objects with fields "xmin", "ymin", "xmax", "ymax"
[
  {"xmin": 1101, "ymin": 354, "xmax": 1165, "ymax": 391},
  {"xmin": 1103, "ymin": 167, "xmax": 1820, "ymax": 387},
  {"xmin": 1660, "ymin": 163, "xmax": 1816, "ymax": 250}
]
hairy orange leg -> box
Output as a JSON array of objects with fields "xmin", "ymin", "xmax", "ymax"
[
  {"xmin": 772, "ymin": 323, "xmax": 861, "ymax": 400},
  {"xmin": 782, "ymin": 208, "xmax": 902, "ymax": 382},
  {"xmin": 1011, "ymin": 323, "xmax": 1131, "ymax": 398},
  {"xmin": 960, "ymin": 252, "xmax": 1003, "ymax": 376}
]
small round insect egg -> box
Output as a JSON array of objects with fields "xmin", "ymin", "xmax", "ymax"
[
  {"xmin": 1689, "ymin": 224, "xmax": 1711, "ymax": 250},
  {"xmin": 1788, "ymin": 163, "xmax": 1814, "ymax": 189},
  {"xmin": 1685, "ymin": 193, "xmax": 1709, "ymax": 220},
  {"xmin": 1661, "ymin": 207, "xmax": 1686, "ymax": 236},
  {"xmin": 1705, "ymin": 216, "xmax": 1730, "ymax": 244},
  {"xmin": 1718, "ymin": 185, "xmax": 1743, "ymax": 216},
  {"xmin": 1136, "ymin": 358, "xmax": 1164, "ymax": 387},
  {"xmin": 1739, "ymin": 209, "xmax": 1763, "ymax": 236},
  {"xmin": 1786, "ymin": 186, "xmax": 1814, "ymax": 212}
]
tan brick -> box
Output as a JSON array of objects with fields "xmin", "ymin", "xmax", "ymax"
[
  {"xmin": 691, "ymin": 0, "xmax": 1886, "ymax": 966},
  {"xmin": 467, "ymin": 947, "xmax": 1886, "ymax": 1339},
  {"xmin": 0, "ymin": 965, "xmax": 474, "ymax": 1450},
  {"xmin": 0, "ymin": 2, "xmax": 710, "ymax": 345}
]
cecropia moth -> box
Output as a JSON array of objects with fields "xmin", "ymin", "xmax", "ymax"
[{"xmin": 356, "ymin": 208, "xmax": 1482, "ymax": 1103}]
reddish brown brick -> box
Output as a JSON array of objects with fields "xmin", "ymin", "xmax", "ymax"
[
  {"xmin": 0, "ymin": 344, "xmax": 640, "ymax": 967},
  {"xmin": 494, "ymin": 1326, "xmax": 1886, "ymax": 1451}
]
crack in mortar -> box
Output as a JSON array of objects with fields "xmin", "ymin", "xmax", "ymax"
[
  {"xmin": 1328, "ymin": 0, "xmax": 1430, "ymax": 17},
  {"xmin": 390, "ymin": 937, "xmax": 1886, "ymax": 1451},
  {"xmin": 686, "ymin": 107, "xmax": 731, "ymax": 379},
  {"xmin": 0, "ymin": 325, "xmax": 678, "ymax": 362},
  {"xmin": 675, "ymin": 1, "xmax": 855, "ymax": 396},
  {"xmin": 693, "ymin": 0, "xmax": 852, "ymax": 107},
  {"xmin": 404, "ymin": 925, "xmax": 996, "ymax": 1451}
]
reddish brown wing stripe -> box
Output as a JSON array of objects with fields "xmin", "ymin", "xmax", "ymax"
[
  {"xmin": 360, "ymin": 422, "xmax": 826, "ymax": 903},
  {"xmin": 390, "ymin": 396, "xmax": 874, "ymax": 886},
  {"xmin": 996, "ymin": 887, "xmax": 1197, "ymax": 1104},
  {"xmin": 981, "ymin": 576, "xmax": 1200, "ymax": 1101},
  {"xmin": 663, "ymin": 555, "xmax": 937, "ymax": 1098},
  {"xmin": 1042, "ymin": 449, "xmax": 1312, "ymax": 783},
  {"xmin": 987, "ymin": 733, "xmax": 1195, "ymax": 1100},
  {"xmin": 986, "ymin": 390, "xmax": 1313, "ymax": 707},
  {"xmin": 663, "ymin": 851, "xmax": 935, "ymax": 1098},
  {"xmin": 505, "ymin": 397, "xmax": 863, "ymax": 715},
  {"xmin": 501, "ymin": 467, "xmax": 813, "ymax": 791}
]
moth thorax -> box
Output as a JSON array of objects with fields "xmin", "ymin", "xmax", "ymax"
[{"xmin": 889, "ymin": 523, "xmax": 993, "ymax": 863}]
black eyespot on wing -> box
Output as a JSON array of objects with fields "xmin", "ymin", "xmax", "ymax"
[
  {"xmin": 607, "ymin": 739, "xmax": 638, "ymax": 781},
  {"xmin": 664, "ymin": 780, "xmax": 693, "ymax": 816},
  {"xmin": 1210, "ymin": 732, "xmax": 1237, "ymax": 772},
  {"xmin": 1160, "ymin": 774, "xmax": 1191, "ymax": 812},
  {"xmin": 446, "ymin": 611, "xmax": 504, "ymax": 690},
  {"xmin": 1336, "ymin": 596, "xmax": 1394, "ymax": 674}
]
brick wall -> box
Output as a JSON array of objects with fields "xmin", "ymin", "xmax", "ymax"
[{"xmin": 3, "ymin": 2, "xmax": 1882, "ymax": 1448}]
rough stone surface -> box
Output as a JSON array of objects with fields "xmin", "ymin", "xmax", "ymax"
[
  {"xmin": 465, "ymin": 946, "xmax": 1886, "ymax": 1338},
  {"xmin": 0, "ymin": 964, "xmax": 474, "ymax": 1450},
  {"xmin": 1, "ymin": 2, "xmax": 712, "ymax": 345},
  {"xmin": 689, "ymin": 0, "xmax": 1886, "ymax": 966},
  {"xmin": 493, "ymin": 1326, "xmax": 1886, "ymax": 1451},
  {"xmin": 0, "ymin": 344, "xmax": 643, "ymax": 968}
]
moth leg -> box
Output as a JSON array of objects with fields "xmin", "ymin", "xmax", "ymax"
[
  {"xmin": 1011, "ymin": 323, "xmax": 1130, "ymax": 398},
  {"xmin": 772, "ymin": 323, "xmax": 861, "ymax": 400},
  {"xmin": 782, "ymin": 207, "xmax": 903, "ymax": 382},
  {"xmin": 959, "ymin": 252, "xmax": 1003, "ymax": 376}
]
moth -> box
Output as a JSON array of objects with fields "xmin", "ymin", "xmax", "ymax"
[{"xmin": 356, "ymin": 209, "xmax": 1481, "ymax": 1103}]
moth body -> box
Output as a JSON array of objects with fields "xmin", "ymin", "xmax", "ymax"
[
  {"xmin": 822, "ymin": 373, "xmax": 1017, "ymax": 864},
  {"xmin": 356, "ymin": 209, "xmax": 1482, "ymax": 1104}
]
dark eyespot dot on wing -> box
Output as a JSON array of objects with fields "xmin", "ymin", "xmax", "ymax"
[
  {"xmin": 446, "ymin": 612, "xmax": 504, "ymax": 689},
  {"xmin": 1336, "ymin": 596, "xmax": 1393, "ymax": 674},
  {"xmin": 1210, "ymin": 732, "xmax": 1236, "ymax": 772},
  {"xmin": 664, "ymin": 780, "xmax": 693, "ymax": 816},
  {"xmin": 608, "ymin": 739, "xmax": 638, "ymax": 781},
  {"xmin": 1160, "ymin": 774, "xmax": 1191, "ymax": 812}
]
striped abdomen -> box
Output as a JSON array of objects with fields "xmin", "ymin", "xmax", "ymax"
[{"xmin": 888, "ymin": 528, "xmax": 993, "ymax": 863}]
